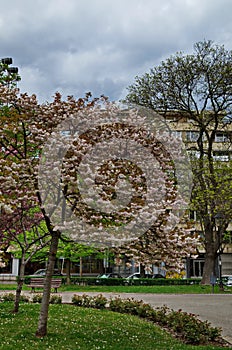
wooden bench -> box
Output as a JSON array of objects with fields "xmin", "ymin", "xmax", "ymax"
[{"xmin": 29, "ymin": 278, "xmax": 62, "ymax": 293}]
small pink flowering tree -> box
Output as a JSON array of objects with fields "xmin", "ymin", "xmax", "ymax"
[
  {"xmin": 0, "ymin": 195, "xmax": 51, "ymax": 312},
  {"xmin": 0, "ymin": 85, "xmax": 99, "ymax": 334}
]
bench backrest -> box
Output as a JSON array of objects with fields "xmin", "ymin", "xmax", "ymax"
[
  {"xmin": 30, "ymin": 278, "xmax": 44, "ymax": 284},
  {"xmin": 30, "ymin": 278, "xmax": 62, "ymax": 286}
]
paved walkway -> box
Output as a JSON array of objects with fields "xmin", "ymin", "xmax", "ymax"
[{"xmin": 1, "ymin": 290, "xmax": 232, "ymax": 345}]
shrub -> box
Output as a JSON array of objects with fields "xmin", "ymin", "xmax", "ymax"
[
  {"xmin": 59, "ymin": 276, "xmax": 201, "ymax": 286},
  {"xmin": 32, "ymin": 294, "xmax": 43, "ymax": 303},
  {"xmin": 166, "ymin": 309, "xmax": 222, "ymax": 344},
  {"xmin": 50, "ymin": 295, "xmax": 62, "ymax": 304},
  {"xmin": 108, "ymin": 296, "xmax": 128, "ymax": 313},
  {"xmin": 95, "ymin": 278, "xmax": 124, "ymax": 286},
  {"xmin": 0, "ymin": 293, "xmax": 15, "ymax": 302},
  {"xmin": 135, "ymin": 301, "xmax": 154, "ymax": 318},
  {"xmin": 72, "ymin": 294, "xmax": 84, "ymax": 306},
  {"xmin": 124, "ymin": 277, "xmax": 201, "ymax": 286},
  {"xmin": 149, "ymin": 305, "xmax": 169, "ymax": 326},
  {"xmin": 70, "ymin": 277, "xmax": 96, "ymax": 285},
  {"xmin": 109, "ymin": 297, "xmax": 166, "ymax": 322},
  {"xmin": 79, "ymin": 294, "xmax": 93, "ymax": 308},
  {"xmin": 72, "ymin": 294, "xmax": 107, "ymax": 309},
  {"xmin": 19, "ymin": 294, "xmax": 30, "ymax": 303},
  {"xmin": 23, "ymin": 276, "xmax": 31, "ymax": 284},
  {"xmin": 166, "ymin": 271, "xmax": 186, "ymax": 279},
  {"xmin": 108, "ymin": 297, "xmax": 222, "ymax": 345},
  {"xmin": 91, "ymin": 294, "xmax": 107, "ymax": 309},
  {"xmin": 32, "ymin": 294, "xmax": 62, "ymax": 304},
  {"xmin": 72, "ymin": 294, "xmax": 93, "ymax": 308},
  {"xmin": 0, "ymin": 293, "xmax": 29, "ymax": 303}
]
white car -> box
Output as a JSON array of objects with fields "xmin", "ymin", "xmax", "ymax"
[
  {"xmin": 225, "ymin": 276, "xmax": 232, "ymax": 287},
  {"xmin": 125, "ymin": 273, "xmax": 165, "ymax": 279}
]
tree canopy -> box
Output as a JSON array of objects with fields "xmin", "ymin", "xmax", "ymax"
[
  {"xmin": 1, "ymin": 81, "xmax": 199, "ymax": 335},
  {"xmin": 126, "ymin": 40, "xmax": 232, "ymax": 119},
  {"xmin": 125, "ymin": 40, "xmax": 232, "ymax": 284}
]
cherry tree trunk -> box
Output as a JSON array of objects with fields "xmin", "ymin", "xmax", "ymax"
[
  {"xmin": 13, "ymin": 258, "xmax": 26, "ymax": 313},
  {"xmin": 35, "ymin": 231, "xmax": 60, "ymax": 337}
]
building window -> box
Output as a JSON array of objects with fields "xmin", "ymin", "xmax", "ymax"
[
  {"xmin": 215, "ymin": 133, "xmax": 229, "ymax": 143},
  {"xmin": 189, "ymin": 210, "xmax": 202, "ymax": 222},
  {"xmin": 188, "ymin": 149, "xmax": 200, "ymax": 159},
  {"xmin": 172, "ymin": 131, "xmax": 182, "ymax": 140},
  {"xmin": 186, "ymin": 131, "xmax": 199, "ymax": 142},
  {"xmin": 192, "ymin": 259, "xmax": 204, "ymax": 277},
  {"xmin": 213, "ymin": 151, "xmax": 230, "ymax": 161}
]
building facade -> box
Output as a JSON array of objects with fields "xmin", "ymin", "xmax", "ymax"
[{"xmin": 166, "ymin": 111, "xmax": 232, "ymax": 277}]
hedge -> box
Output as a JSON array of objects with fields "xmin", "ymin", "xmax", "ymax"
[{"xmin": 23, "ymin": 276, "xmax": 201, "ymax": 286}]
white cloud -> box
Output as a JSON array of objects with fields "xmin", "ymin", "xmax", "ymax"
[{"xmin": 1, "ymin": 0, "xmax": 232, "ymax": 102}]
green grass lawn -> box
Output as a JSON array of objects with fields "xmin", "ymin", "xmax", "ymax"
[
  {"xmin": 0, "ymin": 302, "xmax": 228, "ymax": 350},
  {"xmin": 1, "ymin": 283, "xmax": 232, "ymax": 294},
  {"xmin": 58, "ymin": 284, "xmax": 232, "ymax": 294}
]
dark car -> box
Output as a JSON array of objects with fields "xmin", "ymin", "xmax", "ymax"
[{"xmin": 153, "ymin": 273, "xmax": 166, "ymax": 279}]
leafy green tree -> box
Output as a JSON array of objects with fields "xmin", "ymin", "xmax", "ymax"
[
  {"xmin": 0, "ymin": 207, "xmax": 50, "ymax": 312},
  {"xmin": 56, "ymin": 241, "xmax": 98, "ymax": 283},
  {"xmin": 0, "ymin": 58, "xmax": 20, "ymax": 88},
  {"xmin": 125, "ymin": 40, "xmax": 232, "ymax": 284}
]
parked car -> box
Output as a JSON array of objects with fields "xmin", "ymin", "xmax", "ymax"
[
  {"xmin": 216, "ymin": 275, "xmax": 232, "ymax": 287},
  {"xmin": 95, "ymin": 273, "xmax": 123, "ymax": 285},
  {"xmin": 31, "ymin": 269, "xmax": 63, "ymax": 276},
  {"xmin": 224, "ymin": 275, "xmax": 232, "ymax": 287},
  {"xmin": 96, "ymin": 273, "xmax": 123, "ymax": 279},
  {"xmin": 125, "ymin": 272, "xmax": 165, "ymax": 280},
  {"xmin": 124, "ymin": 272, "xmax": 165, "ymax": 285},
  {"xmin": 125, "ymin": 273, "xmax": 150, "ymax": 279},
  {"xmin": 153, "ymin": 274, "xmax": 166, "ymax": 279}
]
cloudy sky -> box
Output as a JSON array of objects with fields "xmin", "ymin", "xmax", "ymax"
[{"xmin": 1, "ymin": 0, "xmax": 232, "ymax": 103}]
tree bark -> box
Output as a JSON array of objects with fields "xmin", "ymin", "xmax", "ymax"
[
  {"xmin": 35, "ymin": 231, "xmax": 60, "ymax": 337},
  {"xmin": 201, "ymin": 248, "xmax": 217, "ymax": 285},
  {"xmin": 79, "ymin": 256, "xmax": 83, "ymax": 277},
  {"xmin": 13, "ymin": 257, "xmax": 26, "ymax": 313},
  {"xmin": 66, "ymin": 258, "xmax": 71, "ymax": 285},
  {"xmin": 201, "ymin": 224, "xmax": 222, "ymax": 285},
  {"xmin": 140, "ymin": 264, "xmax": 146, "ymax": 277}
]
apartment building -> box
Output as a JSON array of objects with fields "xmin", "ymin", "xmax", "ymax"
[{"xmin": 165, "ymin": 111, "xmax": 232, "ymax": 277}]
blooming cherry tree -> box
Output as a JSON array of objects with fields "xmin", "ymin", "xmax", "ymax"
[
  {"xmin": 0, "ymin": 84, "xmax": 198, "ymax": 337},
  {"xmin": 0, "ymin": 86, "xmax": 99, "ymax": 334}
]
